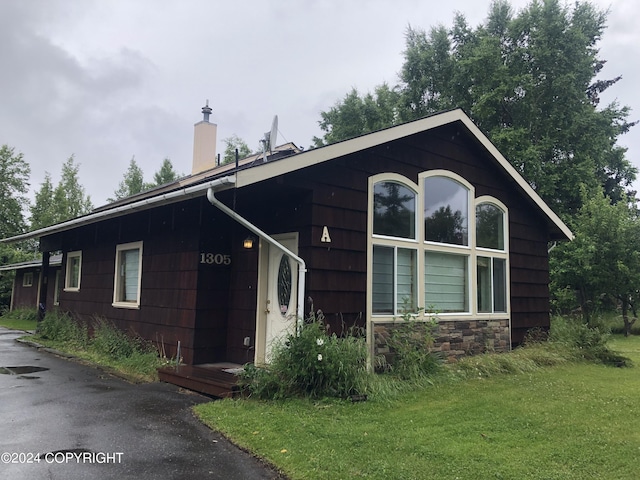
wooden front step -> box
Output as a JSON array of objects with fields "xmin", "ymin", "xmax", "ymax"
[{"xmin": 158, "ymin": 364, "xmax": 242, "ymax": 398}]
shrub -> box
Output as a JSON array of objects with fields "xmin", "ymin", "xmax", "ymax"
[
  {"xmin": 240, "ymin": 310, "xmax": 370, "ymax": 399},
  {"xmin": 379, "ymin": 307, "xmax": 441, "ymax": 380},
  {"xmin": 37, "ymin": 310, "xmax": 88, "ymax": 348},
  {"xmin": 549, "ymin": 316, "xmax": 631, "ymax": 366},
  {"xmin": 91, "ymin": 318, "xmax": 135, "ymax": 359}
]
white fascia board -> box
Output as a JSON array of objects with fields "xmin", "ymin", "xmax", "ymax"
[
  {"xmin": 236, "ymin": 110, "xmax": 464, "ymax": 188},
  {"xmin": 0, "ymin": 176, "xmax": 236, "ymax": 245},
  {"xmin": 236, "ymin": 108, "xmax": 573, "ymax": 241}
]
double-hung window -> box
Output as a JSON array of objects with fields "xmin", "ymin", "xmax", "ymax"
[
  {"xmin": 113, "ymin": 241, "xmax": 143, "ymax": 308},
  {"xmin": 370, "ymin": 172, "xmax": 509, "ymax": 319},
  {"xmin": 64, "ymin": 251, "xmax": 82, "ymax": 291}
]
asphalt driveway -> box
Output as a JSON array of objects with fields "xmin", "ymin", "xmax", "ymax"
[{"xmin": 0, "ymin": 327, "xmax": 284, "ymax": 480}]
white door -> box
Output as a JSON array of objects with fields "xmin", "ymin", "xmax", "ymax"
[{"xmin": 255, "ymin": 233, "xmax": 298, "ymax": 364}]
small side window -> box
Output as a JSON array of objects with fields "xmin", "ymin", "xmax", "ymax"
[
  {"xmin": 113, "ymin": 242, "xmax": 143, "ymax": 308},
  {"xmin": 23, "ymin": 272, "xmax": 34, "ymax": 287},
  {"xmin": 64, "ymin": 251, "xmax": 82, "ymax": 291}
]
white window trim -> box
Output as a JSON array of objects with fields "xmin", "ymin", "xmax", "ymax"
[
  {"xmin": 64, "ymin": 251, "xmax": 82, "ymax": 292},
  {"xmin": 369, "ymin": 173, "xmax": 420, "ymax": 317},
  {"xmin": 23, "ymin": 272, "xmax": 34, "ymax": 287},
  {"xmin": 53, "ymin": 270, "xmax": 61, "ymax": 306},
  {"xmin": 112, "ymin": 241, "xmax": 143, "ymax": 309},
  {"xmin": 474, "ymin": 196, "xmax": 510, "ymax": 316},
  {"xmin": 367, "ymin": 171, "xmax": 511, "ymax": 324}
]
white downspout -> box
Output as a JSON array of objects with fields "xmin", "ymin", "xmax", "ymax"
[{"xmin": 206, "ymin": 184, "xmax": 307, "ymax": 328}]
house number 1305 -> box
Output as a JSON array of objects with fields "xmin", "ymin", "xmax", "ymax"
[{"xmin": 200, "ymin": 253, "xmax": 231, "ymax": 265}]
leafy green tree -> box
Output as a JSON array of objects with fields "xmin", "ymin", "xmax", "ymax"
[
  {"xmin": 0, "ymin": 144, "xmax": 33, "ymax": 311},
  {"xmin": 0, "ymin": 145, "xmax": 30, "ymax": 238},
  {"xmin": 222, "ymin": 135, "xmax": 252, "ymax": 165},
  {"xmin": 151, "ymin": 158, "xmax": 180, "ymax": 186},
  {"xmin": 315, "ymin": 0, "xmax": 637, "ymax": 218},
  {"xmin": 552, "ymin": 190, "xmax": 640, "ymax": 335},
  {"xmin": 109, "ymin": 157, "xmax": 146, "ymax": 202},
  {"xmin": 313, "ymin": 84, "xmax": 401, "ymax": 147},
  {"xmin": 52, "ymin": 156, "xmax": 93, "ymax": 219}
]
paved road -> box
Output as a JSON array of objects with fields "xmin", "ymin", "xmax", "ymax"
[{"xmin": 0, "ymin": 327, "xmax": 284, "ymax": 480}]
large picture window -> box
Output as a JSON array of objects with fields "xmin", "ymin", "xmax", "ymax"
[
  {"xmin": 65, "ymin": 251, "xmax": 82, "ymax": 291},
  {"xmin": 370, "ymin": 173, "xmax": 509, "ymax": 319},
  {"xmin": 113, "ymin": 241, "xmax": 143, "ymax": 308},
  {"xmin": 425, "ymin": 252, "xmax": 468, "ymax": 312}
]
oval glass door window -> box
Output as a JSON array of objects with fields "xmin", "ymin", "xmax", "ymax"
[{"xmin": 278, "ymin": 255, "xmax": 292, "ymax": 315}]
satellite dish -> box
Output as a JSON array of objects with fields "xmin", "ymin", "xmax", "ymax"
[{"xmin": 262, "ymin": 115, "xmax": 278, "ymax": 162}]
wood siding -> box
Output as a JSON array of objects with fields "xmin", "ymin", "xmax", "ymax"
[
  {"xmin": 229, "ymin": 122, "xmax": 554, "ymax": 342},
  {"xmin": 37, "ymin": 119, "xmax": 558, "ymax": 364}
]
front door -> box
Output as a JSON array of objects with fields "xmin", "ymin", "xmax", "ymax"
[{"xmin": 255, "ymin": 233, "xmax": 298, "ymax": 364}]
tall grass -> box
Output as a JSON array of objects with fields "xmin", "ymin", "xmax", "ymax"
[{"xmin": 35, "ymin": 310, "xmax": 164, "ymax": 382}]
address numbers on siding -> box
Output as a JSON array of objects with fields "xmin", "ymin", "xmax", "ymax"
[{"xmin": 200, "ymin": 253, "xmax": 231, "ymax": 265}]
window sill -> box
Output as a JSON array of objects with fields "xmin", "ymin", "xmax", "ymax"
[
  {"xmin": 63, "ymin": 288, "xmax": 80, "ymax": 293},
  {"xmin": 112, "ymin": 302, "xmax": 140, "ymax": 310}
]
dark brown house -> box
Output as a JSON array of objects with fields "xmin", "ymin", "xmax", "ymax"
[
  {"xmin": 1, "ymin": 108, "xmax": 572, "ymax": 367},
  {"xmin": 0, "ymin": 255, "xmax": 62, "ymax": 313}
]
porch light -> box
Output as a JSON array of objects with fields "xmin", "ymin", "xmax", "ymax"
[{"xmin": 243, "ymin": 236, "xmax": 255, "ymax": 249}]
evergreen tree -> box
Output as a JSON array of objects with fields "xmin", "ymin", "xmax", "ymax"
[
  {"xmin": 29, "ymin": 172, "xmax": 56, "ymax": 231},
  {"xmin": 109, "ymin": 157, "xmax": 146, "ymax": 202},
  {"xmin": 151, "ymin": 158, "xmax": 180, "ymax": 187},
  {"xmin": 52, "ymin": 155, "xmax": 93, "ymax": 219}
]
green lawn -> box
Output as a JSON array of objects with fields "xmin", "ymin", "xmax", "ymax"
[
  {"xmin": 195, "ymin": 335, "xmax": 640, "ymax": 480},
  {"xmin": 0, "ymin": 308, "xmax": 38, "ymax": 331}
]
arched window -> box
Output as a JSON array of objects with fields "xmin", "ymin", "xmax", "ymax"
[
  {"xmin": 424, "ymin": 176, "xmax": 469, "ymax": 246},
  {"xmin": 369, "ymin": 173, "xmax": 509, "ymax": 319},
  {"xmin": 476, "ymin": 201, "xmax": 507, "ymax": 313},
  {"xmin": 373, "ymin": 181, "xmax": 416, "ymax": 239},
  {"xmin": 371, "ymin": 179, "xmax": 418, "ymax": 315}
]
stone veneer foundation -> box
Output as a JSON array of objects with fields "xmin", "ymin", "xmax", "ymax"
[{"xmin": 373, "ymin": 319, "xmax": 510, "ymax": 364}]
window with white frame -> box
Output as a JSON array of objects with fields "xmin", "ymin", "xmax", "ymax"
[
  {"xmin": 370, "ymin": 172, "xmax": 509, "ymax": 318},
  {"xmin": 475, "ymin": 201, "xmax": 508, "ymax": 313},
  {"xmin": 371, "ymin": 179, "xmax": 418, "ymax": 315},
  {"xmin": 23, "ymin": 272, "xmax": 34, "ymax": 287},
  {"xmin": 64, "ymin": 251, "xmax": 82, "ymax": 291},
  {"xmin": 113, "ymin": 241, "xmax": 143, "ymax": 308}
]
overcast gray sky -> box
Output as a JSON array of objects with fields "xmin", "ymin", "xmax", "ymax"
[{"xmin": 1, "ymin": 0, "xmax": 638, "ymax": 209}]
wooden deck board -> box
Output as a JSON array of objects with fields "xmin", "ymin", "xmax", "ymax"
[{"xmin": 158, "ymin": 364, "xmax": 242, "ymax": 398}]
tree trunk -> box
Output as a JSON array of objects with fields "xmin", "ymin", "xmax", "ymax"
[{"xmin": 621, "ymin": 300, "xmax": 636, "ymax": 337}]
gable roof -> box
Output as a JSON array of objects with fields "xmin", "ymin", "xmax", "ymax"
[{"xmin": 0, "ymin": 109, "xmax": 572, "ymax": 244}]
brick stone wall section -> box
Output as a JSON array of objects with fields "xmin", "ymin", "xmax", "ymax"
[{"xmin": 373, "ymin": 319, "xmax": 510, "ymax": 365}]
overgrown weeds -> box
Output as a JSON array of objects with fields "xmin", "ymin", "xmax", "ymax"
[
  {"xmin": 240, "ymin": 309, "xmax": 370, "ymax": 399},
  {"xmin": 35, "ymin": 310, "xmax": 165, "ymax": 381},
  {"xmin": 376, "ymin": 306, "xmax": 442, "ymax": 380}
]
